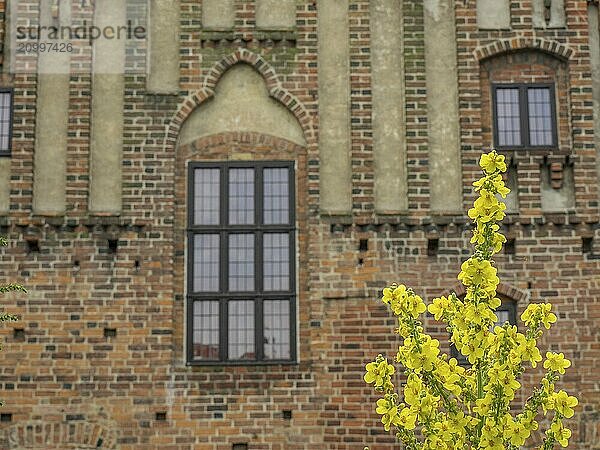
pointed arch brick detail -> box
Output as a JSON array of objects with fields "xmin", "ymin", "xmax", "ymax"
[
  {"xmin": 474, "ymin": 38, "xmax": 574, "ymax": 62},
  {"xmin": 165, "ymin": 49, "xmax": 313, "ymax": 153},
  {"xmin": 3, "ymin": 421, "xmax": 118, "ymax": 449}
]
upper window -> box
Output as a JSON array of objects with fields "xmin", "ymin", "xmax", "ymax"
[
  {"xmin": 492, "ymin": 84, "xmax": 557, "ymax": 149},
  {"xmin": 0, "ymin": 89, "xmax": 13, "ymax": 156},
  {"xmin": 187, "ymin": 161, "xmax": 296, "ymax": 364}
]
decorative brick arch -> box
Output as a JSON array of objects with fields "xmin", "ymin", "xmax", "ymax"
[
  {"xmin": 473, "ymin": 38, "xmax": 574, "ymax": 62},
  {"xmin": 165, "ymin": 49, "xmax": 314, "ymax": 153},
  {"xmin": 3, "ymin": 421, "xmax": 118, "ymax": 449},
  {"xmin": 449, "ymin": 282, "xmax": 530, "ymax": 304}
]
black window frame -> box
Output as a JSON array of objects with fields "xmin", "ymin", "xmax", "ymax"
[
  {"xmin": 492, "ymin": 83, "xmax": 558, "ymax": 150},
  {"xmin": 186, "ymin": 161, "xmax": 297, "ymax": 365},
  {"xmin": 0, "ymin": 88, "xmax": 14, "ymax": 157}
]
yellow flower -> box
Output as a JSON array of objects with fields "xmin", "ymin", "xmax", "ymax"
[
  {"xmin": 503, "ymin": 418, "xmax": 530, "ymax": 447},
  {"xmin": 544, "ymin": 352, "xmax": 571, "ymax": 375},
  {"xmin": 480, "ymin": 151, "xmax": 507, "ymax": 174},
  {"xmin": 551, "ymin": 390, "xmax": 578, "ymax": 418},
  {"xmin": 364, "ymin": 357, "xmax": 395, "ymax": 388},
  {"xmin": 428, "ymin": 296, "xmax": 452, "ymax": 321},
  {"xmin": 551, "ymin": 421, "xmax": 572, "ymax": 447},
  {"xmin": 540, "ymin": 303, "xmax": 558, "ymax": 329},
  {"xmin": 376, "ymin": 397, "xmax": 400, "ymax": 431},
  {"xmin": 405, "ymin": 293, "xmax": 427, "ymax": 318},
  {"xmin": 519, "ymin": 338, "xmax": 542, "ymax": 368}
]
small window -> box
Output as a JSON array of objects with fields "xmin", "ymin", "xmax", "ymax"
[
  {"xmin": 187, "ymin": 162, "xmax": 296, "ymax": 364},
  {"xmin": 0, "ymin": 89, "xmax": 13, "ymax": 156},
  {"xmin": 492, "ymin": 84, "xmax": 557, "ymax": 149}
]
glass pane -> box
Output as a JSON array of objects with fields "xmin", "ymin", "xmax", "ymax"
[
  {"xmin": 193, "ymin": 301, "xmax": 220, "ymax": 360},
  {"xmin": 193, "ymin": 234, "xmax": 220, "ymax": 292},
  {"xmin": 194, "ymin": 168, "xmax": 220, "ymax": 225},
  {"xmin": 263, "ymin": 168, "xmax": 290, "ymax": 224},
  {"xmin": 528, "ymin": 87, "xmax": 554, "ymax": 146},
  {"xmin": 228, "ymin": 300, "xmax": 255, "ymax": 360},
  {"xmin": 264, "ymin": 300, "xmax": 290, "ymax": 360},
  {"xmin": 0, "ymin": 92, "xmax": 11, "ymax": 152},
  {"xmin": 263, "ymin": 233, "xmax": 290, "ymax": 291},
  {"xmin": 496, "ymin": 88, "xmax": 521, "ymax": 146},
  {"xmin": 496, "ymin": 310, "xmax": 510, "ymax": 326},
  {"xmin": 228, "ymin": 234, "xmax": 255, "ymax": 291},
  {"xmin": 229, "ymin": 168, "xmax": 254, "ymax": 225}
]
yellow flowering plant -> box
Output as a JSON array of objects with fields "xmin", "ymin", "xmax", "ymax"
[{"xmin": 364, "ymin": 151, "xmax": 578, "ymax": 449}]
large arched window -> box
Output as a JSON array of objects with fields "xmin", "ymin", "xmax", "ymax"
[{"xmin": 187, "ymin": 161, "xmax": 296, "ymax": 364}]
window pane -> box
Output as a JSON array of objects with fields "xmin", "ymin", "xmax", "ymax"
[
  {"xmin": 228, "ymin": 234, "xmax": 255, "ymax": 291},
  {"xmin": 0, "ymin": 92, "xmax": 11, "ymax": 152},
  {"xmin": 193, "ymin": 301, "xmax": 220, "ymax": 360},
  {"xmin": 263, "ymin": 168, "xmax": 290, "ymax": 224},
  {"xmin": 194, "ymin": 168, "xmax": 220, "ymax": 225},
  {"xmin": 193, "ymin": 234, "xmax": 220, "ymax": 292},
  {"xmin": 496, "ymin": 310, "xmax": 510, "ymax": 326},
  {"xmin": 528, "ymin": 87, "xmax": 554, "ymax": 146},
  {"xmin": 263, "ymin": 233, "xmax": 290, "ymax": 291},
  {"xmin": 228, "ymin": 300, "xmax": 255, "ymax": 360},
  {"xmin": 264, "ymin": 300, "xmax": 290, "ymax": 360},
  {"xmin": 496, "ymin": 88, "xmax": 521, "ymax": 146},
  {"xmin": 229, "ymin": 168, "xmax": 254, "ymax": 225}
]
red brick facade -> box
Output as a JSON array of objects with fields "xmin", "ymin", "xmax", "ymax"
[{"xmin": 0, "ymin": 1, "xmax": 598, "ymax": 449}]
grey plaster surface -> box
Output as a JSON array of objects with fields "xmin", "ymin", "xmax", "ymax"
[
  {"xmin": 424, "ymin": 0, "xmax": 462, "ymax": 213},
  {"xmin": 33, "ymin": 0, "xmax": 70, "ymax": 214},
  {"xmin": 147, "ymin": 0, "xmax": 180, "ymax": 94},
  {"xmin": 0, "ymin": 158, "xmax": 10, "ymax": 213},
  {"xmin": 477, "ymin": 0, "xmax": 511, "ymax": 29},
  {"xmin": 256, "ymin": 0, "xmax": 296, "ymax": 29},
  {"xmin": 541, "ymin": 166, "xmax": 575, "ymax": 211},
  {"xmin": 180, "ymin": 64, "xmax": 305, "ymax": 147},
  {"xmin": 202, "ymin": 0, "xmax": 235, "ymax": 29},
  {"xmin": 89, "ymin": 0, "xmax": 125, "ymax": 213},
  {"xmin": 532, "ymin": 0, "xmax": 566, "ymax": 29},
  {"xmin": 317, "ymin": 0, "xmax": 352, "ymax": 214},
  {"xmin": 371, "ymin": 0, "xmax": 407, "ymax": 213}
]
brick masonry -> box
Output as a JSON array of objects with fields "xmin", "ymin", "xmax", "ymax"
[{"xmin": 0, "ymin": 1, "xmax": 596, "ymax": 449}]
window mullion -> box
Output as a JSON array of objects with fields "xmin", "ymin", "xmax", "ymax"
[
  {"xmin": 520, "ymin": 86, "xmax": 531, "ymax": 147},
  {"xmin": 220, "ymin": 298, "xmax": 228, "ymax": 361},
  {"xmin": 255, "ymin": 298, "xmax": 264, "ymax": 361}
]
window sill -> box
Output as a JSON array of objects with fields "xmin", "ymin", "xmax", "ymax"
[{"xmin": 186, "ymin": 360, "xmax": 298, "ymax": 368}]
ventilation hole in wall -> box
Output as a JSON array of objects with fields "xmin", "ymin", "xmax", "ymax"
[
  {"xmin": 0, "ymin": 413, "xmax": 12, "ymax": 423},
  {"xmin": 108, "ymin": 239, "xmax": 118, "ymax": 254},
  {"xmin": 282, "ymin": 410, "xmax": 292, "ymax": 420},
  {"xmin": 214, "ymin": 412, "xmax": 224, "ymax": 419},
  {"xmin": 527, "ymin": 281, "xmax": 532, "ymax": 289},
  {"xmin": 427, "ymin": 238, "xmax": 439, "ymax": 257},
  {"xmin": 104, "ymin": 328, "xmax": 117, "ymax": 338},
  {"xmin": 155, "ymin": 411, "xmax": 167, "ymax": 421},
  {"xmin": 505, "ymin": 239, "xmax": 516, "ymax": 255},
  {"xmin": 232, "ymin": 444, "xmax": 248, "ymax": 450},
  {"xmin": 13, "ymin": 328, "xmax": 25, "ymax": 340},
  {"xmin": 73, "ymin": 260, "xmax": 80, "ymax": 271},
  {"xmin": 26, "ymin": 239, "xmax": 40, "ymax": 254},
  {"xmin": 357, "ymin": 258, "xmax": 364, "ymax": 266},
  {"xmin": 582, "ymin": 237, "xmax": 593, "ymax": 255},
  {"xmin": 359, "ymin": 239, "xmax": 368, "ymax": 252},
  {"xmin": 134, "ymin": 259, "xmax": 141, "ymax": 270}
]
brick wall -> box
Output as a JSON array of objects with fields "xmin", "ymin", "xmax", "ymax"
[{"xmin": 0, "ymin": 1, "xmax": 597, "ymax": 449}]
